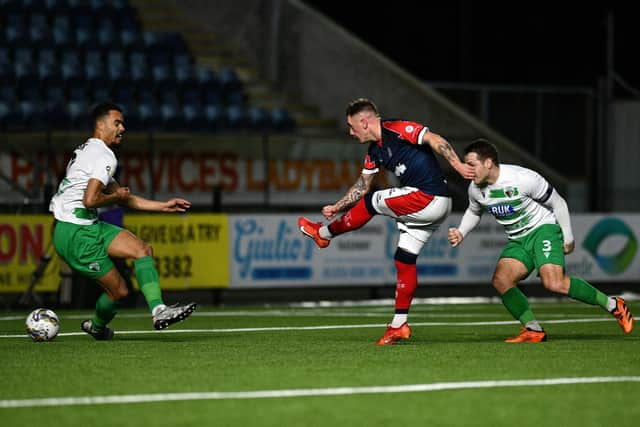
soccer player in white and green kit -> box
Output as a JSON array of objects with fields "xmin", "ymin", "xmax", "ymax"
[
  {"xmin": 50, "ymin": 102, "xmax": 196, "ymax": 340},
  {"xmin": 448, "ymin": 139, "xmax": 633, "ymax": 342}
]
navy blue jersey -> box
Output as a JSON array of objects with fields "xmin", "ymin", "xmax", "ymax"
[{"xmin": 362, "ymin": 119, "xmax": 449, "ymax": 196}]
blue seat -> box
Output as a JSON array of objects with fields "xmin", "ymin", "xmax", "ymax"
[
  {"xmin": 67, "ymin": 83, "xmax": 89, "ymax": 129},
  {"xmin": 98, "ymin": 21, "xmax": 119, "ymax": 48},
  {"xmin": 4, "ymin": 11, "xmax": 27, "ymax": 44},
  {"xmin": 225, "ymin": 88, "xmax": 246, "ymax": 107},
  {"xmin": 173, "ymin": 52, "xmax": 191, "ymax": 69},
  {"xmin": 0, "ymin": 82, "xmax": 18, "ymax": 104},
  {"xmin": 28, "ymin": 12, "xmax": 49, "ymax": 45},
  {"xmin": 0, "ymin": 99, "xmax": 13, "ymax": 130},
  {"xmin": 84, "ymin": 49, "xmax": 105, "ymax": 82},
  {"xmin": 195, "ymin": 66, "xmax": 220, "ymax": 89},
  {"xmin": 165, "ymin": 32, "xmax": 187, "ymax": 54},
  {"xmin": 51, "ymin": 14, "xmax": 73, "ymax": 48},
  {"xmin": 113, "ymin": 85, "xmax": 135, "ymax": 109},
  {"xmin": 136, "ymin": 98, "xmax": 159, "ymax": 131},
  {"xmin": 72, "ymin": 10, "xmax": 96, "ymax": 48},
  {"xmin": 218, "ymin": 67, "xmax": 242, "ymax": 94},
  {"xmin": 67, "ymin": 99, "xmax": 88, "ymax": 129},
  {"xmin": 90, "ymin": 84, "xmax": 112, "ymax": 103},
  {"xmin": 44, "ymin": 0, "xmax": 70, "ymax": 14},
  {"xmin": 204, "ymin": 103, "xmax": 225, "ymax": 131},
  {"xmin": 43, "ymin": 81, "xmax": 71, "ymax": 127},
  {"xmin": 175, "ymin": 63, "xmax": 195, "ymax": 87},
  {"xmin": 182, "ymin": 102, "xmax": 207, "ymax": 131},
  {"xmin": 18, "ymin": 84, "xmax": 47, "ymax": 130},
  {"xmin": 0, "ymin": 63, "xmax": 14, "ymax": 85},
  {"xmin": 149, "ymin": 50, "xmax": 173, "ymax": 83},
  {"xmin": 181, "ymin": 86, "xmax": 202, "ymax": 106},
  {"xmin": 247, "ymin": 106, "xmax": 271, "ymax": 131},
  {"xmin": 271, "ymin": 107, "xmax": 295, "ymax": 132},
  {"xmin": 226, "ymin": 105, "xmax": 247, "ymax": 129},
  {"xmin": 0, "ymin": 46, "xmax": 11, "ymax": 67},
  {"xmin": 60, "ymin": 50, "xmax": 82, "ymax": 81},
  {"xmin": 158, "ymin": 88, "xmax": 183, "ymax": 130}
]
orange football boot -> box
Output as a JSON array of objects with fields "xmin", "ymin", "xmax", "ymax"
[
  {"xmin": 505, "ymin": 327, "xmax": 547, "ymax": 343},
  {"xmin": 375, "ymin": 323, "xmax": 412, "ymax": 345},
  {"xmin": 298, "ymin": 217, "xmax": 330, "ymax": 248},
  {"xmin": 612, "ymin": 297, "xmax": 634, "ymax": 334}
]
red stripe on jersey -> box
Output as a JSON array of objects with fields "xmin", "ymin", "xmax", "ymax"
[
  {"xmin": 363, "ymin": 153, "xmax": 376, "ymax": 170},
  {"xmin": 382, "ymin": 121, "xmax": 425, "ymax": 144},
  {"xmin": 385, "ymin": 191, "xmax": 434, "ymax": 216}
]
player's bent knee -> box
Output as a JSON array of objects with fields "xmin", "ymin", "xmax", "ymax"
[
  {"xmin": 492, "ymin": 275, "xmax": 514, "ymax": 295},
  {"xmin": 135, "ymin": 242, "xmax": 153, "ymax": 258},
  {"xmin": 112, "ymin": 285, "xmax": 129, "ymax": 300},
  {"xmin": 542, "ymin": 279, "xmax": 565, "ymax": 294}
]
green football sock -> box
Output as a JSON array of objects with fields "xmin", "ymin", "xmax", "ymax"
[
  {"xmin": 568, "ymin": 276, "xmax": 609, "ymax": 310},
  {"xmin": 502, "ymin": 287, "xmax": 537, "ymax": 326},
  {"xmin": 134, "ymin": 256, "xmax": 164, "ymax": 312},
  {"xmin": 92, "ymin": 292, "xmax": 121, "ymax": 330}
]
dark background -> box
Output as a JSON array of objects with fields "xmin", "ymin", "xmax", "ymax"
[{"xmin": 305, "ymin": 2, "xmax": 639, "ymax": 91}]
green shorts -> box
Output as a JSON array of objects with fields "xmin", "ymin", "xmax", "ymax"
[
  {"xmin": 499, "ymin": 223, "xmax": 565, "ymax": 276},
  {"xmin": 53, "ymin": 220, "xmax": 123, "ymax": 280}
]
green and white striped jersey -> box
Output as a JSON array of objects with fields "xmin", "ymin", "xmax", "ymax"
[
  {"xmin": 467, "ymin": 164, "xmax": 557, "ymax": 240},
  {"xmin": 49, "ymin": 138, "xmax": 117, "ymax": 225}
]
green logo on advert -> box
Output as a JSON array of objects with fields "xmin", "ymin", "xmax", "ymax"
[{"xmin": 582, "ymin": 217, "xmax": 637, "ymax": 275}]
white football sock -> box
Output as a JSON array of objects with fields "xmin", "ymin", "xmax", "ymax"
[
  {"xmin": 391, "ymin": 314, "xmax": 408, "ymax": 328},
  {"xmin": 319, "ymin": 226, "xmax": 333, "ymax": 239}
]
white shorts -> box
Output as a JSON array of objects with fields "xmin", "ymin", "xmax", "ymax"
[{"xmin": 370, "ymin": 187, "xmax": 452, "ymax": 254}]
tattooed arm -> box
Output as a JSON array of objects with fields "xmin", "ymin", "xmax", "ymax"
[
  {"xmin": 422, "ymin": 131, "xmax": 474, "ymax": 180},
  {"xmin": 321, "ymin": 173, "xmax": 375, "ymax": 220}
]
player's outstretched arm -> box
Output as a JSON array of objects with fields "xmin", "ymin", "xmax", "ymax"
[
  {"xmin": 126, "ymin": 195, "xmax": 191, "ymax": 213},
  {"xmin": 422, "ymin": 131, "xmax": 474, "ymax": 180},
  {"xmin": 321, "ymin": 173, "xmax": 374, "ymax": 220}
]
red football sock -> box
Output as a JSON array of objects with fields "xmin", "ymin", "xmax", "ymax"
[
  {"xmin": 394, "ymin": 260, "xmax": 417, "ymax": 311},
  {"xmin": 327, "ymin": 199, "xmax": 374, "ymax": 236}
]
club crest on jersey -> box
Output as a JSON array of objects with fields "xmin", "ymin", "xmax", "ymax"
[
  {"xmin": 504, "ymin": 186, "xmax": 519, "ymax": 198},
  {"xmin": 405, "ymin": 125, "xmax": 414, "ymax": 133},
  {"xmin": 488, "ymin": 204, "xmax": 515, "ymax": 217},
  {"xmin": 394, "ymin": 163, "xmax": 407, "ymax": 176}
]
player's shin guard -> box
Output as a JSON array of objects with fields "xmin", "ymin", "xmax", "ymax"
[
  {"xmin": 327, "ymin": 194, "xmax": 376, "ymax": 236},
  {"xmin": 134, "ymin": 256, "xmax": 164, "ymax": 312},
  {"xmin": 394, "ymin": 248, "xmax": 418, "ymax": 312},
  {"xmin": 501, "ymin": 287, "xmax": 537, "ymax": 326},
  {"xmin": 92, "ymin": 292, "xmax": 121, "ymax": 330},
  {"xmin": 568, "ymin": 276, "xmax": 609, "ymax": 309}
]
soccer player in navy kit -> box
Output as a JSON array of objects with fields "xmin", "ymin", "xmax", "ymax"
[{"xmin": 299, "ymin": 98, "xmax": 474, "ymax": 345}]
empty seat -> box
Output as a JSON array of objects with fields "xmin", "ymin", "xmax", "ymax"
[
  {"xmin": 271, "ymin": 107, "xmax": 295, "ymax": 132},
  {"xmin": 29, "ymin": 12, "xmax": 49, "ymax": 46},
  {"xmin": 60, "ymin": 50, "xmax": 82, "ymax": 81},
  {"xmin": 226, "ymin": 105, "xmax": 247, "ymax": 129},
  {"xmin": 4, "ymin": 11, "xmax": 27, "ymax": 44},
  {"xmin": 51, "ymin": 14, "xmax": 72, "ymax": 47},
  {"xmin": 84, "ymin": 49, "xmax": 105, "ymax": 82},
  {"xmin": 247, "ymin": 106, "xmax": 271, "ymax": 131},
  {"xmin": 204, "ymin": 103, "xmax": 225, "ymax": 131}
]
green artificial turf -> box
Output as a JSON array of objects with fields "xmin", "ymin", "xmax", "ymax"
[{"xmin": 1, "ymin": 301, "xmax": 638, "ymax": 426}]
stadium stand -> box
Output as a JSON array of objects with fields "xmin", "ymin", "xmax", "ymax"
[{"xmin": 0, "ymin": 0, "xmax": 297, "ymax": 132}]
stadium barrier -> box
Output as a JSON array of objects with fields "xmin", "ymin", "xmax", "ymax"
[{"xmin": 1, "ymin": 213, "xmax": 639, "ymax": 295}]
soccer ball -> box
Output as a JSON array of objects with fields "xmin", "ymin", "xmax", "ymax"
[{"xmin": 25, "ymin": 308, "xmax": 60, "ymax": 342}]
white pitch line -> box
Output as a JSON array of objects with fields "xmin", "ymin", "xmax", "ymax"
[
  {"xmin": 1, "ymin": 376, "xmax": 639, "ymax": 408},
  {"xmin": 0, "ymin": 317, "xmax": 614, "ymax": 339}
]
